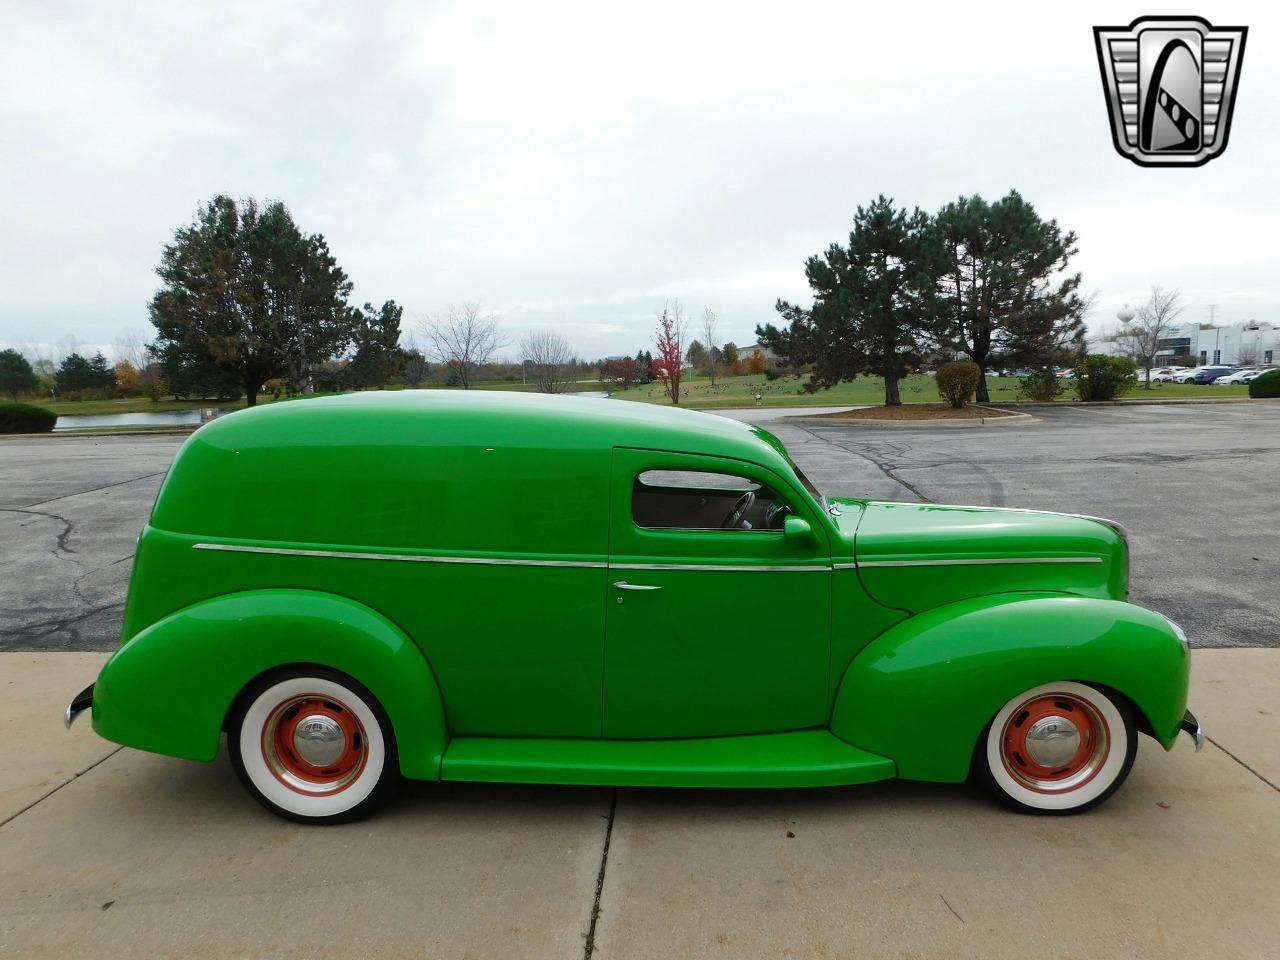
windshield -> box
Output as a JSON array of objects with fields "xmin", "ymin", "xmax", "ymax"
[
  {"xmin": 791, "ymin": 463, "xmax": 828, "ymax": 513},
  {"xmin": 750, "ymin": 425, "xmax": 832, "ymax": 514}
]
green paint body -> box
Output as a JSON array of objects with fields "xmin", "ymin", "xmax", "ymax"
[{"xmin": 90, "ymin": 392, "xmax": 1191, "ymax": 788}]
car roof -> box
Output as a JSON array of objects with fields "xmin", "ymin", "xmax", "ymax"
[{"xmin": 191, "ymin": 390, "xmax": 794, "ymax": 471}]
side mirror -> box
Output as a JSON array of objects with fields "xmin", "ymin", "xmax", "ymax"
[{"xmin": 783, "ymin": 516, "xmax": 815, "ymax": 543}]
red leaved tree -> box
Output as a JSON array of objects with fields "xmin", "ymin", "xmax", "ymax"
[{"xmin": 652, "ymin": 302, "xmax": 687, "ymax": 404}]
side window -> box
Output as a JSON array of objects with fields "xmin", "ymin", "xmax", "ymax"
[{"xmin": 632, "ymin": 469, "xmax": 791, "ymax": 532}]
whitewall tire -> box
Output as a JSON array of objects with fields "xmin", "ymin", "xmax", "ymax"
[
  {"xmin": 976, "ymin": 681, "xmax": 1136, "ymax": 814},
  {"xmin": 228, "ymin": 668, "xmax": 398, "ymax": 823}
]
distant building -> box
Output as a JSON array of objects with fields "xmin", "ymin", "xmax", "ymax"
[
  {"xmin": 1098, "ymin": 320, "xmax": 1279, "ymax": 367},
  {"xmin": 736, "ymin": 343, "xmax": 777, "ymax": 363}
]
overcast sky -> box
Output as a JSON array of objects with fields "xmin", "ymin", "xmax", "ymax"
[{"xmin": 2, "ymin": 1, "xmax": 1275, "ymax": 361}]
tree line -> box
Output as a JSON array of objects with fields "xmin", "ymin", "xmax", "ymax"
[
  {"xmin": 2, "ymin": 193, "xmax": 749, "ymax": 405},
  {"xmin": 2, "ymin": 196, "xmax": 609, "ymax": 403},
  {"xmin": 1, "ymin": 189, "xmax": 1102, "ymax": 409}
]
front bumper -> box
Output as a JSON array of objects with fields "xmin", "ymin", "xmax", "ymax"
[
  {"xmin": 64, "ymin": 683, "xmax": 94, "ymax": 730},
  {"xmin": 1180, "ymin": 708, "xmax": 1205, "ymax": 752}
]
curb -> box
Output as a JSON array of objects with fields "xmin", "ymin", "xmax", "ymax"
[
  {"xmin": 782, "ymin": 407, "xmax": 1037, "ymax": 428},
  {"xmin": 1003, "ymin": 396, "xmax": 1280, "ymax": 407}
]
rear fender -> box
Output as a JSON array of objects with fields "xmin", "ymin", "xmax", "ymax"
[
  {"xmin": 829, "ymin": 594, "xmax": 1189, "ymax": 782},
  {"xmin": 91, "ymin": 589, "xmax": 446, "ymax": 780}
]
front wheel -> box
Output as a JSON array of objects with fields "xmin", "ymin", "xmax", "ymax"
[
  {"xmin": 228, "ymin": 667, "xmax": 398, "ymax": 824},
  {"xmin": 975, "ymin": 681, "xmax": 1136, "ymax": 814}
]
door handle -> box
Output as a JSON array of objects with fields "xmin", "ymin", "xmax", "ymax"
[{"xmin": 613, "ymin": 581, "xmax": 661, "ymax": 591}]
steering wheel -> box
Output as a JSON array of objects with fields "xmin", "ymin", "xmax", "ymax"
[
  {"xmin": 721, "ymin": 491, "xmax": 756, "ymax": 529},
  {"xmin": 764, "ymin": 500, "xmax": 790, "ymax": 529}
]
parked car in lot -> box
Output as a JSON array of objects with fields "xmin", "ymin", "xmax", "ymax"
[
  {"xmin": 1150, "ymin": 366, "xmax": 1190, "ymax": 383},
  {"xmin": 65, "ymin": 393, "xmax": 1202, "ymax": 822},
  {"xmin": 1185, "ymin": 366, "xmax": 1236, "ymax": 384},
  {"xmin": 1213, "ymin": 369, "xmax": 1262, "ymax": 385}
]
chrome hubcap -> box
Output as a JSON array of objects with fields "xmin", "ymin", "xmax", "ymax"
[
  {"xmin": 261, "ymin": 693, "xmax": 368, "ymax": 795},
  {"xmin": 292, "ymin": 714, "xmax": 347, "ymax": 767},
  {"xmin": 1000, "ymin": 692, "xmax": 1111, "ymax": 794},
  {"xmin": 1023, "ymin": 715, "xmax": 1082, "ymax": 768}
]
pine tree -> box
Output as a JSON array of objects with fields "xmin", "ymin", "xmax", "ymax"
[
  {"xmin": 929, "ymin": 191, "xmax": 1086, "ymax": 402},
  {"xmin": 758, "ymin": 195, "xmax": 935, "ymax": 406},
  {"xmin": 149, "ymin": 196, "xmax": 355, "ymax": 405}
]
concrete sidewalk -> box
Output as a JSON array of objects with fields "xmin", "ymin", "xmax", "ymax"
[{"xmin": 1, "ymin": 651, "xmax": 1276, "ymax": 958}]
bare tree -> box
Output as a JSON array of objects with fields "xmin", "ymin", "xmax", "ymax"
[
  {"xmin": 19, "ymin": 339, "xmax": 58, "ymax": 377},
  {"xmin": 113, "ymin": 328, "xmax": 149, "ymax": 369},
  {"xmin": 421, "ymin": 302, "xmax": 507, "ymax": 389},
  {"xmin": 701, "ymin": 308, "xmax": 720, "ymax": 386},
  {"xmin": 520, "ymin": 329, "xmax": 577, "ymax": 393},
  {"xmin": 1236, "ymin": 343, "xmax": 1260, "ymax": 367},
  {"xmin": 1116, "ymin": 287, "xmax": 1184, "ymax": 386},
  {"xmin": 399, "ymin": 333, "xmax": 433, "ymax": 387}
]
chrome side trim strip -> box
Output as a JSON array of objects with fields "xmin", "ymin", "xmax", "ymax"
[
  {"xmin": 609, "ymin": 562, "xmax": 827, "ymax": 573},
  {"xmin": 196, "ymin": 542, "xmax": 1099, "ymax": 573},
  {"xmin": 193, "ymin": 543, "xmax": 828, "ymax": 573},
  {"xmin": 193, "ymin": 543, "xmax": 608, "ymax": 569},
  {"xmin": 857, "ymin": 556, "xmax": 1104, "ymax": 568}
]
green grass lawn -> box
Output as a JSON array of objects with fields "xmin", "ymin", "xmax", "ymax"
[
  {"xmin": 29, "ymin": 379, "xmax": 610, "ymax": 417},
  {"xmin": 607, "ymin": 373, "xmax": 1251, "ymax": 408}
]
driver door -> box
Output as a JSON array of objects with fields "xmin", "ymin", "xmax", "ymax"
[{"xmin": 603, "ymin": 447, "xmax": 831, "ymax": 739}]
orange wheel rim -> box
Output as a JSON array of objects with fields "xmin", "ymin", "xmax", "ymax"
[
  {"xmin": 1000, "ymin": 693, "xmax": 1110, "ymax": 794},
  {"xmin": 261, "ymin": 694, "xmax": 368, "ymax": 795}
]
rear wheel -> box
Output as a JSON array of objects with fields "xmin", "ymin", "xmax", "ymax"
[
  {"xmin": 975, "ymin": 681, "xmax": 1136, "ymax": 814},
  {"xmin": 228, "ymin": 668, "xmax": 398, "ymax": 824}
]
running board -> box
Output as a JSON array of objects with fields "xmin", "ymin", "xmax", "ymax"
[{"xmin": 441, "ymin": 730, "xmax": 895, "ymax": 788}]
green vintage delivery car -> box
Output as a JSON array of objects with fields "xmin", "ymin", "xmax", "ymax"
[{"xmin": 65, "ymin": 392, "xmax": 1202, "ymax": 822}]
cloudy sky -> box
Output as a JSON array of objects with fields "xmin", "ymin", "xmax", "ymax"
[{"xmin": 2, "ymin": 1, "xmax": 1275, "ymax": 361}]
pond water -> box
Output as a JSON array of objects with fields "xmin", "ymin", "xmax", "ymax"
[{"xmin": 53, "ymin": 409, "xmax": 236, "ymax": 431}]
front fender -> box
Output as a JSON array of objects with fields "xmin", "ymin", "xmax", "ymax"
[
  {"xmin": 829, "ymin": 594, "xmax": 1189, "ymax": 782},
  {"xmin": 92, "ymin": 589, "xmax": 447, "ymax": 780}
]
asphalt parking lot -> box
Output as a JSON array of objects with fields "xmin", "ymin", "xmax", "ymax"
[
  {"xmin": 3, "ymin": 401, "xmax": 1276, "ymax": 652},
  {"xmin": 2, "ymin": 401, "xmax": 1278, "ymax": 958}
]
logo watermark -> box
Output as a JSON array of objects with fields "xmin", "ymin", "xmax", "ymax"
[{"xmin": 1094, "ymin": 16, "xmax": 1247, "ymax": 167}]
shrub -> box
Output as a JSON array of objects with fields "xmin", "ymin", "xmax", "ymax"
[
  {"xmin": 1016, "ymin": 367, "xmax": 1064, "ymax": 402},
  {"xmin": 113, "ymin": 361, "xmax": 140, "ymax": 398},
  {"xmin": 1249, "ymin": 368, "xmax": 1280, "ymax": 398},
  {"xmin": 935, "ymin": 360, "xmax": 982, "ymax": 408},
  {"xmin": 1074, "ymin": 355, "xmax": 1137, "ymax": 402},
  {"xmin": 0, "ymin": 402, "xmax": 57, "ymax": 433}
]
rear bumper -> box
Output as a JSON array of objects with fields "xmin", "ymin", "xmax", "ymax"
[
  {"xmin": 64, "ymin": 683, "xmax": 94, "ymax": 730},
  {"xmin": 1180, "ymin": 708, "xmax": 1205, "ymax": 752}
]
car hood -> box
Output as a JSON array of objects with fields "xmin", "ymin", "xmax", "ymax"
[{"xmin": 852, "ymin": 501, "xmax": 1128, "ymax": 613}]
